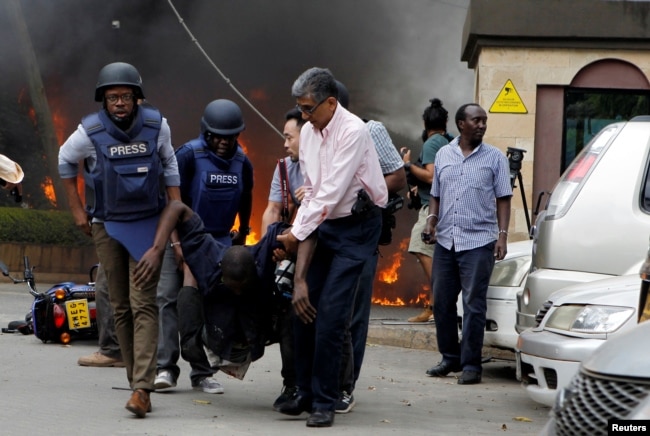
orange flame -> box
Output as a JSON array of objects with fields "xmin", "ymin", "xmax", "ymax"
[
  {"xmin": 372, "ymin": 289, "xmax": 430, "ymax": 307},
  {"xmin": 40, "ymin": 176, "xmax": 57, "ymax": 207},
  {"xmin": 378, "ymin": 238, "xmax": 409, "ymax": 284},
  {"xmin": 372, "ymin": 297, "xmax": 406, "ymax": 306},
  {"xmin": 371, "ymin": 238, "xmax": 433, "ymax": 307},
  {"xmin": 411, "ymin": 290, "xmax": 431, "ymax": 306},
  {"xmin": 237, "ymin": 138, "xmax": 250, "ymax": 154},
  {"xmin": 51, "ymin": 107, "xmax": 68, "ymax": 145},
  {"xmin": 233, "ymin": 215, "xmax": 260, "ymax": 245}
]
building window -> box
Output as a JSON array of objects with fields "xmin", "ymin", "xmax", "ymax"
[{"xmin": 562, "ymin": 88, "xmax": 650, "ymax": 172}]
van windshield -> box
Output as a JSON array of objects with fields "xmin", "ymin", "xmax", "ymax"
[{"xmin": 546, "ymin": 123, "xmax": 621, "ymax": 220}]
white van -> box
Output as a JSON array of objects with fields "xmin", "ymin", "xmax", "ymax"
[{"xmin": 515, "ymin": 117, "xmax": 650, "ymax": 333}]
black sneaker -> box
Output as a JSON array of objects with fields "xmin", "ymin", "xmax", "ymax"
[
  {"xmin": 272, "ymin": 385, "xmax": 298, "ymax": 411},
  {"xmin": 335, "ymin": 390, "xmax": 355, "ymax": 414}
]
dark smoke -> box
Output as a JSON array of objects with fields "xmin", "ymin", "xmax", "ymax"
[{"xmin": 0, "ymin": 0, "xmax": 472, "ymax": 304}]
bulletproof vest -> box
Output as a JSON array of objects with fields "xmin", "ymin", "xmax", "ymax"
[
  {"xmin": 186, "ymin": 138, "xmax": 246, "ymax": 236},
  {"xmin": 81, "ymin": 106, "xmax": 166, "ymax": 221}
]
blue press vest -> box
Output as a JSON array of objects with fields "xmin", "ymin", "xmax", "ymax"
[
  {"xmin": 81, "ymin": 107, "xmax": 166, "ymax": 221},
  {"xmin": 185, "ymin": 138, "xmax": 246, "ymax": 236}
]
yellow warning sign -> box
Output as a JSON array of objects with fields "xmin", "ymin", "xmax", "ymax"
[{"xmin": 489, "ymin": 79, "xmax": 528, "ymax": 114}]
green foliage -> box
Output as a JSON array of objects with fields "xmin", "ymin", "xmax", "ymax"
[{"xmin": 0, "ymin": 207, "xmax": 92, "ymax": 246}]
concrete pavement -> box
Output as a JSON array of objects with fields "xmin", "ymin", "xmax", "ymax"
[{"xmin": 0, "ymin": 284, "xmax": 550, "ymax": 435}]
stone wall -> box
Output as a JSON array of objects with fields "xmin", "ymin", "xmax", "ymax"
[{"xmin": 474, "ymin": 47, "xmax": 650, "ymax": 241}]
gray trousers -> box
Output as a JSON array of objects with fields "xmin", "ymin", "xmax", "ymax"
[{"xmin": 156, "ymin": 245, "xmax": 213, "ymax": 383}]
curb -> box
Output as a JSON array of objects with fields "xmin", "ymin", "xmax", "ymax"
[
  {"xmin": 367, "ymin": 321, "xmax": 438, "ymax": 350},
  {"xmin": 366, "ymin": 320, "xmax": 516, "ymax": 362}
]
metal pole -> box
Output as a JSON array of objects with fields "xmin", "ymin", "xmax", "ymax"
[{"xmin": 517, "ymin": 170, "xmax": 532, "ymax": 236}]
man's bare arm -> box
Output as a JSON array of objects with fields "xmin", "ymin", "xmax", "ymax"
[
  {"xmin": 133, "ymin": 200, "xmax": 192, "ymax": 287},
  {"xmin": 62, "ymin": 177, "xmax": 90, "ymax": 236},
  {"xmin": 261, "ymin": 201, "xmax": 283, "ymax": 237},
  {"xmin": 292, "ymin": 231, "xmax": 317, "ymax": 324},
  {"xmin": 494, "ymin": 196, "xmax": 512, "ymax": 260},
  {"xmin": 384, "ymin": 167, "xmax": 406, "ymax": 195}
]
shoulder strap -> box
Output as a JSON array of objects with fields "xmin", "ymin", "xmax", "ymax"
[
  {"xmin": 81, "ymin": 113, "xmax": 105, "ymax": 138},
  {"xmin": 139, "ymin": 105, "xmax": 162, "ymax": 129},
  {"xmin": 278, "ymin": 158, "xmax": 291, "ymax": 223}
]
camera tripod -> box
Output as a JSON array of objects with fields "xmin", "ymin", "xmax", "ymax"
[{"xmin": 506, "ymin": 147, "xmax": 531, "ymax": 236}]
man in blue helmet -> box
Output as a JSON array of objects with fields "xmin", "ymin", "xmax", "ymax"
[
  {"xmin": 58, "ymin": 62, "xmax": 181, "ymax": 418},
  {"xmin": 154, "ymin": 99, "xmax": 254, "ymax": 395}
]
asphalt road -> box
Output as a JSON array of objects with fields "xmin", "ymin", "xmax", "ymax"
[{"xmin": 0, "ymin": 283, "xmax": 550, "ymax": 435}]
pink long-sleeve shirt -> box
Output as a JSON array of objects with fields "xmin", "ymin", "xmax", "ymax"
[{"xmin": 290, "ymin": 105, "xmax": 388, "ymax": 241}]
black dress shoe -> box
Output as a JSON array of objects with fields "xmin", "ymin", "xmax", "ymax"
[
  {"xmin": 306, "ymin": 409, "xmax": 335, "ymax": 427},
  {"xmin": 425, "ymin": 361, "xmax": 462, "ymax": 377},
  {"xmin": 277, "ymin": 394, "xmax": 311, "ymax": 416},
  {"xmin": 457, "ymin": 370, "xmax": 482, "ymax": 385}
]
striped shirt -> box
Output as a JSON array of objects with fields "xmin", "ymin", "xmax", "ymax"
[
  {"xmin": 366, "ymin": 120, "xmax": 404, "ymax": 175},
  {"xmin": 431, "ymin": 138, "xmax": 512, "ymax": 251}
]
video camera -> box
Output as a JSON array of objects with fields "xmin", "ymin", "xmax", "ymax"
[
  {"xmin": 506, "ymin": 147, "xmax": 527, "ymax": 190},
  {"xmin": 384, "ymin": 194, "xmax": 404, "ymax": 215},
  {"xmin": 506, "ymin": 146, "xmax": 532, "ymax": 234},
  {"xmin": 274, "ymin": 259, "xmax": 295, "ymax": 300},
  {"xmin": 506, "ymin": 147, "xmax": 526, "ymax": 176}
]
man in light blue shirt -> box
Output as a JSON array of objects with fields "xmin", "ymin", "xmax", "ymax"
[{"xmin": 423, "ymin": 103, "xmax": 511, "ymax": 386}]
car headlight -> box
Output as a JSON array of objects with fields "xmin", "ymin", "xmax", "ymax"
[
  {"xmin": 544, "ymin": 304, "xmax": 634, "ymax": 333},
  {"xmin": 489, "ymin": 256, "xmax": 531, "ymax": 287}
]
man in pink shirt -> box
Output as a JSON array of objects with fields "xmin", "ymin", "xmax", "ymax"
[{"xmin": 276, "ymin": 67, "xmax": 387, "ymax": 428}]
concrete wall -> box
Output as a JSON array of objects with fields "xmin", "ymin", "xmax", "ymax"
[{"xmin": 0, "ymin": 242, "xmax": 97, "ymax": 284}]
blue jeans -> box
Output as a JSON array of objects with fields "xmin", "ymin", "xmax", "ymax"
[
  {"xmin": 294, "ymin": 209, "xmax": 381, "ymax": 411},
  {"xmin": 157, "ymin": 245, "xmax": 213, "ymax": 384},
  {"xmin": 432, "ymin": 242, "xmax": 495, "ymax": 373}
]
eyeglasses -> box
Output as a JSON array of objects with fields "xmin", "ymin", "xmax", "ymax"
[
  {"xmin": 296, "ymin": 98, "xmax": 327, "ymax": 116},
  {"xmin": 105, "ymin": 93, "xmax": 135, "ymax": 104}
]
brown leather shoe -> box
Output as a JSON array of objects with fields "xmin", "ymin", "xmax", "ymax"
[
  {"xmin": 125, "ymin": 389, "xmax": 151, "ymax": 418},
  {"xmin": 408, "ymin": 307, "xmax": 433, "ymax": 323}
]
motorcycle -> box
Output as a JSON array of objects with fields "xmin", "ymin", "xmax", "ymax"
[{"xmin": 1, "ymin": 255, "xmax": 99, "ymax": 344}]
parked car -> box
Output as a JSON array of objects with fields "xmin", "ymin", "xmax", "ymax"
[
  {"xmin": 540, "ymin": 236, "xmax": 650, "ymax": 435},
  {"xmin": 516, "ymin": 117, "xmax": 650, "ymax": 334},
  {"xmin": 516, "ymin": 274, "xmax": 638, "ymax": 406},
  {"xmin": 540, "ymin": 319, "xmax": 650, "ymax": 435},
  {"xmin": 456, "ymin": 239, "xmax": 532, "ymax": 351}
]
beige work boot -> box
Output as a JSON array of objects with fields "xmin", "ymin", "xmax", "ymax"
[
  {"xmin": 408, "ymin": 307, "xmax": 433, "ymax": 323},
  {"xmin": 77, "ymin": 351, "xmax": 126, "ymax": 367}
]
